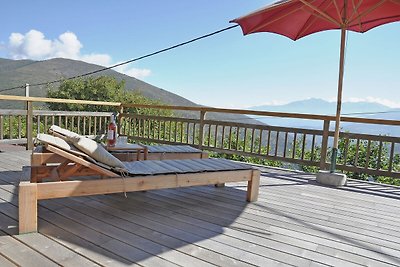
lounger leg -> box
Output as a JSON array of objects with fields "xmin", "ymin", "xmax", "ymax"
[
  {"xmin": 19, "ymin": 182, "xmax": 38, "ymax": 234},
  {"xmin": 31, "ymin": 153, "xmax": 43, "ymax": 166},
  {"xmin": 246, "ymin": 170, "xmax": 260, "ymax": 202}
]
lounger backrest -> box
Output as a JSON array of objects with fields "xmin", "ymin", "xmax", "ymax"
[
  {"xmin": 47, "ymin": 125, "xmax": 126, "ymax": 170},
  {"xmin": 36, "ymin": 134, "xmax": 127, "ymax": 172},
  {"xmin": 36, "ymin": 133, "xmax": 88, "ymax": 159},
  {"xmin": 68, "ymin": 135, "xmax": 127, "ymax": 170},
  {"xmin": 49, "ymin": 125, "xmax": 81, "ymax": 140}
]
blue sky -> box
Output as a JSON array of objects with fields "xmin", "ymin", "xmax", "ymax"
[{"xmin": 1, "ymin": 0, "xmax": 400, "ymax": 109}]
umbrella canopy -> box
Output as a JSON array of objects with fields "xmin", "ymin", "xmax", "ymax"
[
  {"xmin": 232, "ymin": 0, "xmax": 400, "ymax": 40},
  {"xmin": 231, "ymin": 0, "xmax": 400, "ymax": 172}
]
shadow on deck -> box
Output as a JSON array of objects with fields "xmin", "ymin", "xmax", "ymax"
[{"xmin": 0, "ymin": 148, "xmax": 400, "ymax": 266}]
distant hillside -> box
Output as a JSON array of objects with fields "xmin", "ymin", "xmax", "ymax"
[
  {"xmin": 0, "ymin": 58, "xmax": 260, "ymax": 124},
  {"xmin": 250, "ymin": 98, "xmax": 400, "ymax": 137},
  {"xmin": 251, "ymin": 98, "xmax": 391, "ymax": 115},
  {"xmin": 0, "ymin": 57, "xmax": 194, "ymax": 107}
]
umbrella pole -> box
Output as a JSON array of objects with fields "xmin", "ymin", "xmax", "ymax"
[{"xmin": 330, "ymin": 27, "xmax": 347, "ymax": 173}]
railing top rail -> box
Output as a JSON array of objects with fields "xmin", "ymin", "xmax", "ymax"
[
  {"xmin": 33, "ymin": 110, "xmax": 112, "ymax": 116},
  {"xmin": 122, "ymin": 104, "xmax": 400, "ymax": 126},
  {"xmin": 0, "ymin": 109, "xmax": 27, "ymax": 115},
  {"xmin": 1, "ymin": 95, "xmax": 399, "ymax": 126},
  {"xmin": 0, "ymin": 94, "xmax": 121, "ymax": 107},
  {"xmin": 341, "ymin": 117, "xmax": 400, "ymax": 126},
  {"xmin": 122, "ymin": 103, "xmax": 334, "ymax": 120}
]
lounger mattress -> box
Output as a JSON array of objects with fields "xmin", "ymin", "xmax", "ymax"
[{"xmin": 123, "ymin": 158, "xmax": 253, "ymax": 176}]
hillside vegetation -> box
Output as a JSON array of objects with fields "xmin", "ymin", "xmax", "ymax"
[
  {"xmin": 0, "ymin": 57, "xmax": 258, "ymax": 124},
  {"xmin": 0, "ymin": 57, "xmax": 194, "ymax": 107}
]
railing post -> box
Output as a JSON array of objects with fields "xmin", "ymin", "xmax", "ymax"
[
  {"xmin": 198, "ymin": 110, "xmax": 206, "ymax": 149},
  {"xmin": 319, "ymin": 119, "xmax": 330, "ymax": 170},
  {"xmin": 26, "ymin": 101, "xmax": 34, "ymax": 150}
]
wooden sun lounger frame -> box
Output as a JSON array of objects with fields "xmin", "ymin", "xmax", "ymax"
[
  {"xmin": 116, "ymin": 149, "xmax": 209, "ymax": 161},
  {"xmin": 33, "ymin": 145, "xmax": 208, "ymax": 163},
  {"xmin": 48, "ymin": 127, "xmax": 209, "ymax": 161},
  {"xmin": 19, "ymin": 144, "xmax": 260, "ymax": 234}
]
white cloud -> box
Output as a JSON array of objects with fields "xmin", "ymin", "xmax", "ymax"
[
  {"xmin": 114, "ymin": 64, "xmax": 151, "ymax": 79},
  {"xmin": 346, "ymin": 97, "xmax": 400, "ymax": 108},
  {"xmin": 53, "ymin": 31, "xmax": 82, "ymax": 58},
  {"xmin": 5, "ymin": 29, "xmax": 151, "ymax": 79},
  {"xmin": 9, "ymin": 30, "xmax": 52, "ymax": 59},
  {"xmin": 81, "ymin": 54, "xmax": 112, "ymax": 67},
  {"xmin": 247, "ymin": 100, "xmax": 288, "ymax": 108}
]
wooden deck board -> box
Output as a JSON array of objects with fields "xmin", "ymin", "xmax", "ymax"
[
  {"xmin": 39, "ymin": 201, "xmax": 215, "ymax": 267},
  {"xmin": 50, "ymin": 197, "xmax": 256, "ymax": 267},
  {"xmin": 0, "ymin": 253, "xmax": 17, "ymax": 267},
  {"xmin": 141, "ymin": 190, "xmax": 390, "ymax": 267},
  {"xmin": 183, "ymin": 187, "xmax": 400, "ymax": 266},
  {"xmin": 1, "ymin": 150, "xmax": 400, "ymax": 266},
  {"xmin": 0, "ymin": 185, "xmax": 138, "ymax": 266},
  {"xmin": 187, "ymin": 185, "xmax": 400, "ymax": 240},
  {"xmin": 84, "ymin": 193, "xmax": 334, "ymax": 266}
]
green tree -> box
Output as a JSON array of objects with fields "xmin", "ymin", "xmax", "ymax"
[
  {"xmin": 46, "ymin": 76, "xmax": 172, "ymax": 116},
  {"xmin": 210, "ymin": 128, "xmax": 281, "ymax": 168},
  {"xmin": 45, "ymin": 76, "xmax": 173, "ymax": 141},
  {"xmin": 291, "ymin": 137, "xmax": 400, "ymax": 186},
  {"xmin": 334, "ymin": 138, "xmax": 400, "ymax": 185}
]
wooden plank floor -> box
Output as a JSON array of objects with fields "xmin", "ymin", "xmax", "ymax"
[{"xmin": 0, "ymin": 149, "xmax": 400, "ymax": 266}]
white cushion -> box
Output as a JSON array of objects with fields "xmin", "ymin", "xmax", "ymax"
[
  {"xmin": 49, "ymin": 125, "xmax": 81, "ymax": 141},
  {"xmin": 70, "ymin": 136, "xmax": 126, "ymax": 170},
  {"xmin": 36, "ymin": 134, "xmax": 91, "ymax": 158},
  {"xmin": 37, "ymin": 133, "xmax": 72, "ymax": 151}
]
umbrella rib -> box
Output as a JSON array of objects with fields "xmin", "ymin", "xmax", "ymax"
[
  {"xmin": 299, "ymin": 0, "xmax": 342, "ymax": 26},
  {"xmin": 348, "ymin": 0, "xmax": 387, "ymax": 28},
  {"xmin": 296, "ymin": 14, "xmax": 321, "ymax": 39},
  {"xmin": 350, "ymin": 0, "xmax": 365, "ymax": 31},
  {"xmin": 296, "ymin": 0, "xmax": 338, "ymax": 39},
  {"xmin": 348, "ymin": 14, "xmax": 400, "ymax": 29},
  {"xmin": 249, "ymin": 8, "xmax": 302, "ymax": 35},
  {"xmin": 332, "ymin": 0, "xmax": 343, "ymax": 23},
  {"xmin": 234, "ymin": 0, "xmax": 296, "ymax": 34}
]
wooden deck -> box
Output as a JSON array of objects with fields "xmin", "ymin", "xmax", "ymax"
[{"xmin": 1, "ymin": 148, "xmax": 400, "ymax": 266}]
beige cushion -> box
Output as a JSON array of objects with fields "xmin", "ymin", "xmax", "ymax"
[
  {"xmin": 49, "ymin": 125, "xmax": 81, "ymax": 141},
  {"xmin": 36, "ymin": 133, "xmax": 72, "ymax": 151},
  {"xmin": 70, "ymin": 136, "xmax": 126, "ymax": 170},
  {"xmin": 36, "ymin": 133, "xmax": 92, "ymax": 159}
]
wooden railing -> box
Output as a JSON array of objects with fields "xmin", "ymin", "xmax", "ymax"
[
  {"xmin": 0, "ymin": 94, "xmax": 399, "ymax": 179},
  {"xmin": 0, "ymin": 95, "xmax": 119, "ymax": 149},
  {"xmin": 0, "ymin": 109, "xmax": 112, "ymax": 145},
  {"xmin": 121, "ymin": 104, "xmax": 400, "ymax": 179}
]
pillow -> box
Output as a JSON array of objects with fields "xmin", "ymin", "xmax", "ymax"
[
  {"xmin": 36, "ymin": 133, "xmax": 72, "ymax": 151},
  {"xmin": 70, "ymin": 136, "xmax": 126, "ymax": 170},
  {"xmin": 49, "ymin": 125, "xmax": 81, "ymax": 141},
  {"xmin": 36, "ymin": 133, "xmax": 90, "ymax": 159}
]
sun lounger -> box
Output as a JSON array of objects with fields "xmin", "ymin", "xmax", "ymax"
[
  {"xmin": 46, "ymin": 125, "xmax": 208, "ymax": 161},
  {"xmin": 19, "ymin": 134, "xmax": 260, "ymax": 234}
]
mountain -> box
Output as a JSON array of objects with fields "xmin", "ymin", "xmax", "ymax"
[
  {"xmin": 0, "ymin": 58, "xmax": 258, "ymax": 124},
  {"xmin": 250, "ymin": 98, "xmax": 400, "ymax": 136},
  {"xmin": 0, "ymin": 57, "xmax": 194, "ymax": 106},
  {"xmin": 251, "ymin": 98, "xmax": 391, "ymax": 115}
]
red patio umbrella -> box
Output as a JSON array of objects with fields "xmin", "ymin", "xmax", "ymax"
[{"xmin": 231, "ymin": 0, "xmax": 400, "ymax": 173}]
